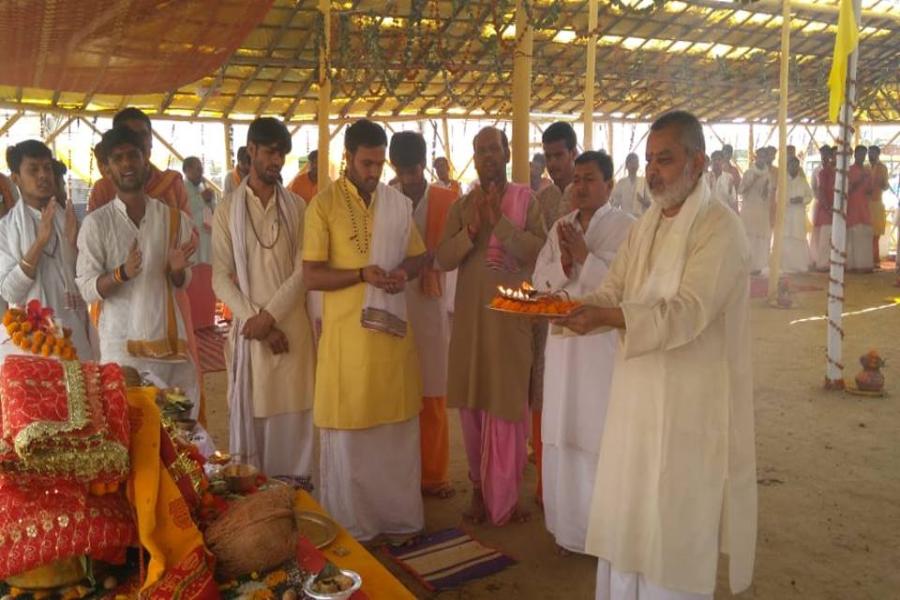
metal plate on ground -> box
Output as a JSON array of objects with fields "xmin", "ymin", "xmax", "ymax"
[{"xmin": 294, "ymin": 510, "xmax": 338, "ymax": 549}]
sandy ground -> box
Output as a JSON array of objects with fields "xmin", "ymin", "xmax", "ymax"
[{"xmin": 203, "ymin": 269, "xmax": 900, "ymax": 600}]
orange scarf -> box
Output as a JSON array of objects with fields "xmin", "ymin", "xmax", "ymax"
[{"xmin": 420, "ymin": 185, "xmax": 457, "ymax": 297}]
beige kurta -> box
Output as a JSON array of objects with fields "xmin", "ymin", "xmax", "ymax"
[
  {"xmin": 581, "ymin": 195, "xmax": 756, "ymax": 595},
  {"xmin": 436, "ymin": 187, "xmax": 546, "ymax": 421},
  {"xmin": 535, "ymin": 183, "xmax": 573, "ymax": 233},
  {"xmin": 212, "ymin": 188, "xmax": 315, "ymax": 418}
]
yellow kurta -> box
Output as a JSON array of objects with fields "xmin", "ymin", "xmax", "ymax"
[
  {"xmin": 211, "ymin": 187, "xmax": 315, "ymax": 418},
  {"xmin": 303, "ymin": 179, "xmax": 426, "ymax": 430}
]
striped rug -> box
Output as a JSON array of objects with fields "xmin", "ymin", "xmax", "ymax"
[
  {"xmin": 195, "ymin": 325, "xmax": 228, "ymax": 373},
  {"xmin": 384, "ymin": 528, "xmax": 516, "ymax": 592}
]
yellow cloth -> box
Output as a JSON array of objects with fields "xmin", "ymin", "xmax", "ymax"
[
  {"xmin": 126, "ymin": 387, "xmax": 207, "ymax": 591},
  {"xmin": 303, "ymin": 178, "xmax": 425, "ymax": 429},
  {"xmin": 294, "ymin": 491, "xmax": 415, "ymax": 600},
  {"xmin": 828, "ymin": 0, "xmax": 859, "ymax": 123},
  {"xmin": 869, "ymin": 163, "xmax": 889, "ymax": 235}
]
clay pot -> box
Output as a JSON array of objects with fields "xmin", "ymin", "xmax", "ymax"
[{"xmin": 855, "ymin": 351, "xmax": 885, "ymax": 392}]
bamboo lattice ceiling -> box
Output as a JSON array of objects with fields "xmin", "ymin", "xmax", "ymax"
[{"xmin": 0, "ymin": 0, "xmax": 897, "ymax": 124}]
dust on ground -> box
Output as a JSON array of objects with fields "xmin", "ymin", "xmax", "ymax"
[{"xmin": 203, "ymin": 269, "xmax": 900, "ymax": 600}]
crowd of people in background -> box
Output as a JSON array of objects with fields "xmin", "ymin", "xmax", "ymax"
[{"xmin": 0, "ymin": 105, "xmax": 896, "ymax": 600}]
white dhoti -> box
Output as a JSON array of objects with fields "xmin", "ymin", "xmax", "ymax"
[
  {"xmin": 254, "ymin": 409, "xmax": 315, "ymax": 479},
  {"xmin": 543, "ymin": 444, "xmax": 597, "ymax": 553},
  {"xmin": 846, "ymin": 224, "xmax": 874, "ymax": 271},
  {"xmin": 319, "ymin": 417, "xmax": 424, "ymax": 541},
  {"xmin": 595, "ymin": 560, "xmax": 712, "ymax": 600},
  {"xmin": 813, "ymin": 225, "xmax": 831, "ymax": 270}
]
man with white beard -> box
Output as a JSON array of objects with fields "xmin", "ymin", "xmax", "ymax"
[
  {"xmin": 557, "ymin": 111, "xmax": 756, "ymax": 600},
  {"xmin": 533, "ymin": 150, "xmax": 634, "ymax": 555}
]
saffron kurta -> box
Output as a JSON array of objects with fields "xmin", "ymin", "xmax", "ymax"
[
  {"xmin": 287, "ymin": 171, "xmax": 318, "ymax": 204},
  {"xmin": 581, "ymin": 184, "xmax": 756, "ymax": 596},
  {"xmin": 846, "ymin": 164, "xmax": 873, "ymax": 271},
  {"xmin": 869, "ymin": 162, "xmax": 889, "ymax": 236},
  {"xmin": 303, "ymin": 179, "xmax": 425, "ymax": 430},
  {"xmin": 212, "ymin": 186, "xmax": 315, "ymax": 419},
  {"xmin": 534, "ymin": 204, "xmax": 634, "ymax": 553},
  {"xmin": 436, "ymin": 186, "xmax": 546, "ymax": 421}
]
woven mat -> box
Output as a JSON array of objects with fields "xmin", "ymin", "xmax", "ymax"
[
  {"xmin": 384, "ymin": 528, "xmax": 516, "ymax": 592},
  {"xmin": 195, "ymin": 324, "xmax": 228, "ymax": 374}
]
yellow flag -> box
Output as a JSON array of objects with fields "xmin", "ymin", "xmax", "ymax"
[{"xmin": 827, "ymin": 0, "xmax": 860, "ymax": 123}]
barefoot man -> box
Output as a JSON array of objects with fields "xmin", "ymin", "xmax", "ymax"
[
  {"xmin": 436, "ymin": 127, "xmax": 546, "ymax": 525},
  {"xmin": 557, "ymin": 111, "xmax": 757, "ymax": 600}
]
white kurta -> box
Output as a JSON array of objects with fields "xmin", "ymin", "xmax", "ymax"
[
  {"xmin": 0, "ymin": 201, "xmax": 96, "ymax": 360},
  {"xmin": 581, "ymin": 183, "xmax": 756, "ymax": 596},
  {"xmin": 76, "ymin": 197, "xmax": 199, "ymax": 409},
  {"xmin": 406, "ymin": 186, "xmax": 450, "ymax": 396},
  {"xmin": 212, "ymin": 184, "xmax": 316, "ymax": 477},
  {"xmin": 610, "ymin": 176, "xmax": 647, "ymax": 218},
  {"xmin": 533, "ymin": 203, "xmax": 634, "ymax": 553},
  {"xmin": 781, "ymin": 174, "xmax": 813, "ymax": 273},
  {"xmin": 709, "ymin": 171, "xmax": 737, "ymax": 212},
  {"xmin": 739, "ymin": 164, "xmax": 773, "ymax": 272},
  {"xmin": 185, "ymin": 179, "xmax": 214, "ymax": 264}
]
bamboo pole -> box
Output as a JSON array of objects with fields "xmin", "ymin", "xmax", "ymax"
[
  {"xmin": 767, "ymin": 0, "xmax": 792, "ymax": 302},
  {"xmin": 511, "ymin": 0, "xmax": 534, "ymax": 184},
  {"xmin": 441, "ymin": 118, "xmax": 455, "ymax": 175},
  {"xmin": 224, "ymin": 123, "xmax": 234, "ymax": 171},
  {"xmin": 0, "ymin": 110, "xmax": 24, "ymax": 137},
  {"xmin": 582, "ymin": 0, "xmax": 598, "ymax": 151},
  {"xmin": 150, "ymin": 128, "xmax": 222, "ymax": 194},
  {"xmin": 606, "ymin": 120, "xmax": 614, "ymax": 155},
  {"xmin": 317, "ymin": 0, "xmax": 332, "ymax": 183},
  {"xmin": 43, "ymin": 117, "xmax": 76, "ymax": 145},
  {"xmin": 825, "ymin": 0, "xmax": 862, "ymax": 389}
]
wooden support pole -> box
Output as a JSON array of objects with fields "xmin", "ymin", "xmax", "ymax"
[
  {"xmin": 748, "ymin": 122, "xmax": 755, "ymax": 164},
  {"xmin": 767, "ymin": 0, "xmax": 792, "ymax": 303},
  {"xmin": 511, "ymin": 0, "xmax": 534, "ymax": 185},
  {"xmin": 606, "ymin": 120, "xmax": 614, "ymax": 155},
  {"xmin": 582, "ymin": 0, "xmax": 598, "ymax": 151},
  {"xmin": 317, "ymin": 0, "xmax": 332, "ymax": 183},
  {"xmin": 0, "ymin": 110, "xmax": 24, "ymax": 137},
  {"xmin": 150, "ymin": 128, "xmax": 222, "ymax": 194},
  {"xmin": 825, "ymin": 0, "xmax": 863, "ymax": 389},
  {"xmin": 441, "ymin": 118, "xmax": 455, "ymax": 175},
  {"xmin": 43, "ymin": 116, "xmax": 76, "ymax": 145},
  {"xmin": 224, "ymin": 123, "xmax": 234, "ymax": 171}
]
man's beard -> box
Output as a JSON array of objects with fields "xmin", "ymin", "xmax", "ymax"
[{"xmin": 649, "ymin": 164, "xmax": 696, "ymax": 210}]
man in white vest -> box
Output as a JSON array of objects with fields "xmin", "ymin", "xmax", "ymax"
[{"xmin": 557, "ymin": 111, "xmax": 756, "ymax": 600}]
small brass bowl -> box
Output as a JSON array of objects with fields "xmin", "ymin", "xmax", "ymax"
[{"xmin": 222, "ymin": 463, "xmax": 259, "ymax": 493}]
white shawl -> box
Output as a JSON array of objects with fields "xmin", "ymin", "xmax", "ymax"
[
  {"xmin": 228, "ymin": 179, "xmax": 299, "ymax": 468},
  {"xmin": 360, "ymin": 183, "xmax": 413, "ymax": 337},
  {"xmin": 627, "ymin": 179, "xmax": 709, "ymax": 306}
]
